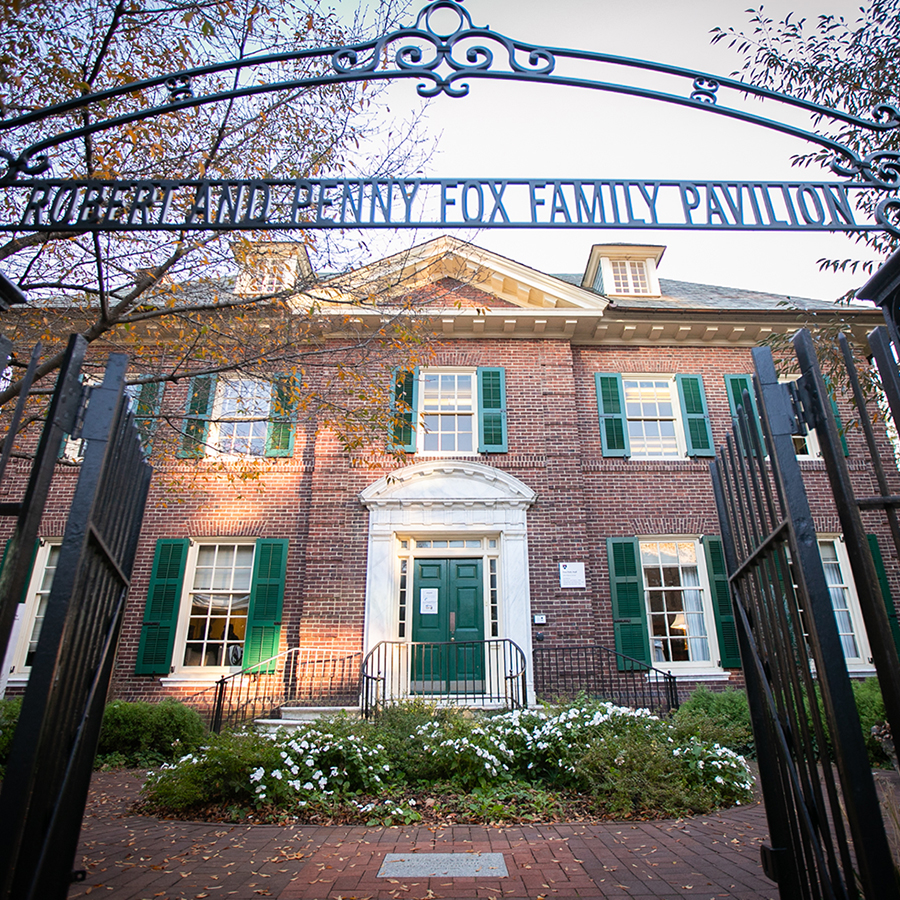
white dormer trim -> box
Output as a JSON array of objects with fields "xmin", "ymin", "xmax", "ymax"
[
  {"xmin": 582, "ymin": 244, "xmax": 665, "ymax": 298},
  {"xmin": 232, "ymin": 241, "xmax": 313, "ymax": 296}
]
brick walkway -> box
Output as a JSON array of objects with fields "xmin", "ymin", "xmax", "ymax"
[{"xmin": 69, "ymin": 770, "xmax": 777, "ymax": 900}]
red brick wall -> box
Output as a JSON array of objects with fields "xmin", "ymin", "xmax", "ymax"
[{"xmin": 3, "ymin": 327, "xmax": 897, "ymax": 706}]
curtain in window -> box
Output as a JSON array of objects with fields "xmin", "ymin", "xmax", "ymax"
[
  {"xmin": 822, "ymin": 554, "xmax": 859, "ymax": 659},
  {"xmin": 682, "ymin": 565, "xmax": 710, "ymax": 661}
]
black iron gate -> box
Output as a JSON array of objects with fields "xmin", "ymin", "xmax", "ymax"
[
  {"xmin": 711, "ymin": 301, "xmax": 900, "ymax": 896},
  {"xmin": 0, "ymin": 336, "xmax": 152, "ymax": 900}
]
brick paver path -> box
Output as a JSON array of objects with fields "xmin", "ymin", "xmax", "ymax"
[{"xmin": 69, "ymin": 771, "xmax": 776, "ymax": 900}]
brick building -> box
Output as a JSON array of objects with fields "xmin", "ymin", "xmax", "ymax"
[{"xmin": 3, "ymin": 235, "xmax": 896, "ymax": 708}]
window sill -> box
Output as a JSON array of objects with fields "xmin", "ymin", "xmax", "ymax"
[
  {"xmin": 846, "ymin": 664, "xmax": 877, "ymax": 677},
  {"xmin": 160, "ymin": 670, "xmax": 239, "ymax": 685},
  {"xmin": 653, "ymin": 669, "xmax": 731, "ymax": 682}
]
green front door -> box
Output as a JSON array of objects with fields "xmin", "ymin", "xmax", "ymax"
[{"xmin": 411, "ymin": 558, "xmax": 484, "ymax": 693}]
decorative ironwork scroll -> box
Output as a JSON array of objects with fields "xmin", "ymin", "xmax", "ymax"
[{"xmin": 0, "ymin": 0, "xmax": 897, "ymax": 234}]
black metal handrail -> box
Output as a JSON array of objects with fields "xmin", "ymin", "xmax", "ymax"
[
  {"xmin": 361, "ymin": 638, "xmax": 527, "ymax": 719},
  {"xmin": 207, "ymin": 646, "xmax": 363, "ymax": 733},
  {"xmin": 532, "ymin": 644, "xmax": 679, "ymax": 714}
]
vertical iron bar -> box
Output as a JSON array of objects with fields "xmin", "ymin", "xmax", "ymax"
[
  {"xmin": 755, "ymin": 341, "xmax": 896, "ymax": 899},
  {"xmin": 794, "ymin": 329, "xmax": 900, "ymax": 756}
]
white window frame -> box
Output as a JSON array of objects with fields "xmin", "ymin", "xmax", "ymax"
[
  {"xmin": 622, "ymin": 376, "xmax": 688, "ymax": 459},
  {"xmin": 638, "ymin": 536, "xmax": 722, "ymax": 675},
  {"xmin": 595, "ymin": 256, "xmax": 660, "ymax": 296},
  {"xmin": 169, "ymin": 538, "xmax": 258, "ymax": 679},
  {"xmin": 209, "ymin": 378, "xmax": 273, "ymax": 458},
  {"xmin": 3, "ymin": 539, "xmax": 62, "ymax": 686},
  {"xmin": 807, "ymin": 536, "xmax": 873, "ymax": 672},
  {"xmin": 235, "ymin": 258, "xmax": 297, "ymax": 296},
  {"xmin": 778, "ymin": 376, "xmax": 821, "ymax": 459},
  {"xmin": 415, "ymin": 367, "xmax": 479, "ymax": 457}
]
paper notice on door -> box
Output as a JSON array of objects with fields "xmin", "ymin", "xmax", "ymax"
[{"xmin": 420, "ymin": 588, "xmax": 439, "ymax": 614}]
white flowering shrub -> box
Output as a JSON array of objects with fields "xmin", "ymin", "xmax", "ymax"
[
  {"xmin": 141, "ymin": 698, "xmax": 754, "ymax": 822},
  {"xmin": 409, "ymin": 719, "xmax": 516, "ymax": 789},
  {"xmin": 487, "ymin": 701, "xmax": 660, "ymax": 784},
  {"xmin": 145, "ymin": 717, "xmax": 392, "ymax": 815}
]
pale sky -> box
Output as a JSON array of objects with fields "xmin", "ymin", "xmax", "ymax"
[{"xmin": 329, "ymin": 0, "xmax": 889, "ymax": 300}]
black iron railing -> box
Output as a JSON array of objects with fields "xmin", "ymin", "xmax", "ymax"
[
  {"xmin": 361, "ymin": 639, "xmax": 527, "ymax": 719},
  {"xmin": 532, "ymin": 644, "xmax": 679, "ymax": 714},
  {"xmin": 208, "ymin": 647, "xmax": 363, "ymax": 733}
]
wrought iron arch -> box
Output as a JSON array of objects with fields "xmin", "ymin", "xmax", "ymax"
[{"xmin": 0, "ymin": 0, "xmax": 897, "ymax": 235}]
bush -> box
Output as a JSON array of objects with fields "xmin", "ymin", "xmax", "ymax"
[
  {"xmin": 852, "ymin": 678, "xmax": 889, "ymax": 765},
  {"xmin": 97, "ymin": 700, "xmax": 205, "ymax": 768},
  {"xmin": 672, "ymin": 687, "xmax": 754, "ymax": 757},
  {"xmin": 0, "ymin": 697, "xmax": 22, "ymax": 777},
  {"xmin": 675, "ymin": 679, "xmax": 892, "ymax": 767},
  {"xmin": 140, "ymin": 699, "xmax": 756, "ymax": 823},
  {"xmin": 146, "ymin": 717, "xmax": 394, "ymax": 816}
]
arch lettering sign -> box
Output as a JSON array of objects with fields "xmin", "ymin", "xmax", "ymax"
[{"xmin": 1, "ymin": 0, "xmax": 898, "ymax": 236}]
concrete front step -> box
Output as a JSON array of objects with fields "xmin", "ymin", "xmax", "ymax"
[{"xmin": 254, "ymin": 706, "xmax": 360, "ymax": 732}]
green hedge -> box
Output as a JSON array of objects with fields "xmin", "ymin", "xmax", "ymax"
[
  {"xmin": 675, "ymin": 679, "xmax": 893, "ymax": 767},
  {"xmin": 97, "ymin": 700, "xmax": 205, "ymax": 768}
]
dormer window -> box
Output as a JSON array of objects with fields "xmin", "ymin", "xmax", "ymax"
[
  {"xmin": 583, "ymin": 244, "xmax": 664, "ymax": 297},
  {"xmin": 610, "ymin": 259, "xmax": 650, "ymax": 295},
  {"xmin": 232, "ymin": 242, "xmax": 312, "ymax": 296},
  {"xmin": 238, "ymin": 259, "xmax": 295, "ymax": 296}
]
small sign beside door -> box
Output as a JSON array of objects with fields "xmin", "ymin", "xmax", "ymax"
[
  {"xmin": 559, "ymin": 562, "xmax": 586, "ymax": 588},
  {"xmin": 420, "ymin": 588, "xmax": 439, "ymax": 614}
]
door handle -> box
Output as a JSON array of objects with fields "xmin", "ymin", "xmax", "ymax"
[{"xmin": 449, "ymin": 611, "xmax": 456, "ymax": 635}]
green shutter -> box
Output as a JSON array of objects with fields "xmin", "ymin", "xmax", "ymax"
[
  {"xmin": 178, "ymin": 375, "xmax": 216, "ymax": 458},
  {"xmin": 824, "ymin": 377, "xmax": 850, "ymax": 457},
  {"xmin": 595, "ymin": 374, "xmax": 630, "ymax": 457},
  {"xmin": 243, "ymin": 538, "xmax": 288, "ymax": 674},
  {"xmin": 391, "ymin": 367, "xmax": 418, "ymax": 453},
  {"xmin": 477, "ymin": 367, "xmax": 507, "ymax": 452},
  {"xmin": 868, "ymin": 534, "xmax": 900, "ymax": 657},
  {"xmin": 131, "ymin": 381, "xmax": 163, "ymax": 455},
  {"xmin": 607, "ymin": 537, "xmax": 651, "ymax": 669},
  {"xmin": 676, "ymin": 374, "xmax": 714, "ymax": 457},
  {"xmin": 135, "ymin": 539, "xmax": 188, "ymax": 675},
  {"xmin": 724, "ymin": 374, "xmax": 763, "ymax": 455},
  {"xmin": 265, "ymin": 373, "xmax": 299, "ymax": 457},
  {"xmin": 704, "ymin": 537, "xmax": 741, "ymax": 668}
]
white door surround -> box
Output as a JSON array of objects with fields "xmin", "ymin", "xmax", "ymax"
[{"xmin": 358, "ymin": 460, "xmax": 537, "ymax": 701}]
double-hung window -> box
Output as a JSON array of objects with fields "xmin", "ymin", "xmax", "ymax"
[
  {"xmin": 596, "ymin": 374, "xmax": 713, "ymax": 459},
  {"xmin": 179, "ymin": 374, "xmax": 299, "ymax": 458},
  {"xmin": 392, "ymin": 367, "xmax": 507, "ymax": 454},
  {"xmin": 135, "ymin": 538, "xmax": 288, "ymax": 677},
  {"xmin": 724, "ymin": 374, "xmax": 847, "ymax": 459},
  {"xmin": 607, "ymin": 535, "xmax": 738, "ymax": 673},
  {"xmin": 786, "ymin": 537, "xmax": 873, "ymax": 670},
  {"xmin": 422, "ymin": 370, "xmax": 475, "ymax": 453},
  {"xmin": 182, "ymin": 543, "xmax": 254, "ymax": 667},
  {"xmin": 125, "ymin": 381, "xmax": 164, "ymax": 455},
  {"xmin": 2, "ymin": 540, "xmax": 59, "ymax": 680}
]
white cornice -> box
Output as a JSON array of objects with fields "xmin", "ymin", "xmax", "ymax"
[{"xmin": 328, "ymin": 305, "xmax": 881, "ymax": 347}]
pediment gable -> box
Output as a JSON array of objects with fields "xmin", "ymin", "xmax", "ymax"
[
  {"xmin": 319, "ymin": 236, "xmax": 609, "ymax": 312},
  {"xmin": 360, "ymin": 460, "xmax": 537, "ymax": 508}
]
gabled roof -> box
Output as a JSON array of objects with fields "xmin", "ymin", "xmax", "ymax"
[
  {"xmin": 552, "ymin": 274, "xmax": 869, "ymax": 313},
  {"xmin": 302, "ymin": 236, "xmax": 881, "ymax": 347},
  {"xmin": 316, "ymin": 235, "xmax": 609, "ymax": 312}
]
